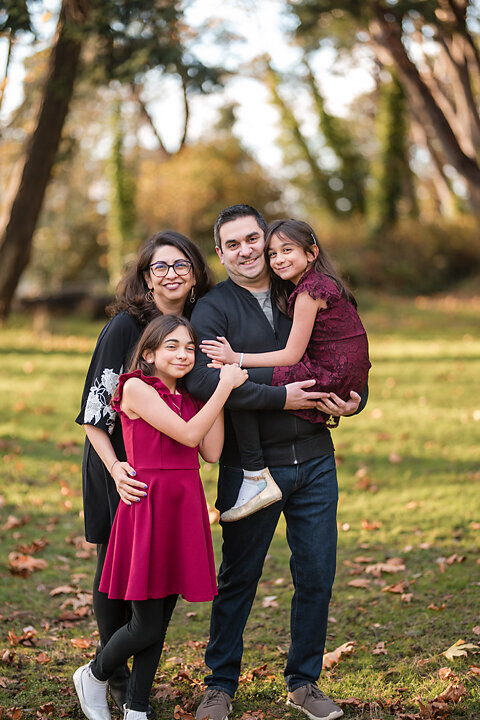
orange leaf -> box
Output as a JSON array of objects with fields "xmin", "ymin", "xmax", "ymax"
[
  {"xmin": 382, "ymin": 582, "xmax": 409, "ymax": 594},
  {"xmin": 35, "ymin": 652, "xmax": 50, "ymax": 663},
  {"xmin": 173, "ymin": 706, "xmax": 195, "ymax": 720},
  {"xmin": 8, "ymin": 553, "xmax": 47, "ymax": 577},
  {"xmin": 323, "ymin": 641, "xmax": 355, "ymax": 669},
  {"xmin": 362, "ymin": 519, "xmax": 382, "ymax": 531},
  {"xmin": 348, "ymin": 578, "xmax": 371, "ymax": 589},
  {"xmin": 468, "ymin": 665, "xmax": 480, "ymax": 676},
  {"xmin": 70, "ymin": 637, "xmax": 92, "ymax": 649},
  {"xmin": 49, "ymin": 586, "xmax": 76, "ymax": 596}
]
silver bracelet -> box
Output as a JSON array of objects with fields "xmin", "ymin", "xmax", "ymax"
[{"xmin": 239, "ymin": 352, "xmax": 244, "ymax": 368}]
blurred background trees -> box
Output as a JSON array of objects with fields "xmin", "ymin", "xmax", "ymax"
[{"xmin": 1, "ymin": 0, "xmax": 479, "ymax": 321}]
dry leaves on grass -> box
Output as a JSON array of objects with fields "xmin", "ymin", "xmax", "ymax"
[
  {"xmin": 348, "ymin": 578, "xmax": 371, "ymax": 589},
  {"xmin": 0, "ymin": 708, "xmax": 22, "ymax": 719},
  {"xmin": 323, "ymin": 641, "xmax": 355, "ymax": 669},
  {"xmin": 418, "ymin": 683, "xmax": 466, "ymax": 719},
  {"xmin": 8, "ymin": 553, "xmax": 47, "ymax": 577},
  {"xmin": 365, "ymin": 557, "xmax": 406, "ymax": 577},
  {"xmin": 173, "ymin": 707, "xmax": 195, "ymax": 720},
  {"xmin": 442, "ymin": 639, "xmax": 480, "ymax": 660},
  {"xmin": 7, "ymin": 628, "xmax": 37, "ymax": 647}
]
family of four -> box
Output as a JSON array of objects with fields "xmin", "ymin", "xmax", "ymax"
[{"xmin": 74, "ymin": 204, "xmax": 370, "ymax": 720}]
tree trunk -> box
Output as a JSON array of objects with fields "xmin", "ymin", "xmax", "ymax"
[
  {"xmin": 0, "ymin": 0, "xmax": 89, "ymax": 321},
  {"xmin": 370, "ymin": 8, "xmax": 480, "ymax": 213}
]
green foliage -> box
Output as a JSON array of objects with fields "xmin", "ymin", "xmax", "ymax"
[
  {"xmin": 0, "ymin": 0, "xmax": 32, "ymax": 35},
  {"xmin": 107, "ymin": 100, "xmax": 137, "ymax": 290},
  {"xmin": 369, "ymin": 75, "xmax": 414, "ymax": 231},
  {"xmin": 85, "ymin": 0, "xmax": 222, "ymax": 93},
  {"xmin": 315, "ymin": 216, "xmax": 480, "ymax": 294},
  {"xmin": 136, "ymin": 133, "xmax": 284, "ymax": 257}
]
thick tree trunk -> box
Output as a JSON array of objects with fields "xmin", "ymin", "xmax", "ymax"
[
  {"xmin": 370, "ymin": 8, "xmax": 480, "ymax": 213},
  {"xmin": 0, "ymin": 0, "xmax": 89, "ymax": 321}
]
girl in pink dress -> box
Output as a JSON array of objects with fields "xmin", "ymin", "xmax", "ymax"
[
  {"xmin": 201, "ymin": 219, "xmax": 370, "ymax": 522},
  {"xmin": 73, "ymin": 314, "xmax": 247, "ymax": 720}
]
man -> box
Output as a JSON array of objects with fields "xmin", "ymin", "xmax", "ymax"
[{"xmin": 185, "ymin": 205, "xmax": 367, "ymax": 720}]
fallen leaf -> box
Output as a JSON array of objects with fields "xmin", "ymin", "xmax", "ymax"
[
  {"xmin": 438, "ymin": 667, "xmax": 457, "ymax": 680},
  {"xmin": 388, "ymin": 452, "xmax": 403, "ymax": 463},
  {"xmin": 49, "ymin": 586, "xmax": 76, "ymax": 596},
  {"xmin": 382, "ymin": 582, "xmax": 409, "ymax": 594},
  {"xmin": 362, "ymin": 519, "xmax": 382, "ymax": 531},
  {"xmin": 372, "ymin": 641, "xmax": 388, "ymax": 655},
  {"xmin": 262, "ymin": 596, "xmax": 279, "ymax": 608},
  {"xmin": 323, "ymin": 641, "xmax": 355, "ymax": 669},
  {"xmin": 8, "ymin": 553, "xmax": 47, "ymax": 577},
  {"xmin": 366, "ymin": 557, "xmax": 406, "ymax": 576},
  {"xmin": 468, "ymin": 665, "xmax": 480, "ymax": 676},
  {"xmin": 428, "ymin": 603, "xmax": 446, "ymax": 612},
  {"xmin": 473, "ymin": 626, "xmax": 480, "ymax": 636},
  {"xmin": 165, "ymin": 656, "xmax": 184, "ymax": 666},
  {"xmin": 442, "ymin": 639, "xmax": 480, "ymax": 660},
  {"xmin": 0, "ymin": 648, "xmax": 15, "ymax": 665},
  {"xmin": 347, "ymin": 578, "xmax": 371, "ymax": 589},
  {"xmin": 173, "ymin": 706, "xmax": 195, "ymax": 720},
  {"xmin": 154, "ymin": 684, "xmax": 181, "ymax": 700},
  {"xmin": 2, "ymin": 516, "xmax": 22, "ymax": 531},
  {"xmin": 35, "ymin": 652, "xmax": 50, "ymax": 663},
  {"xmin": 70, "ymin": 638, "xmax": 92, "ymax": 649}
]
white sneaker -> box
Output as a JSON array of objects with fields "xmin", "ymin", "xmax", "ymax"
[
  {"xmin": 73, "ymin": 662, "xmax": 111, "ymax": 720},
  {"xmin": 123, "ymin": 706, "xmax": 148, "ymax": 720},
  {"xmin": 220, "ymin": 468, "xmax": 282, "ymax": 522}
]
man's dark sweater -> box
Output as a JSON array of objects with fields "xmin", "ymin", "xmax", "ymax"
[{"xmin": 185, "ymin": 277, "xmax": 341, "ymax": 468}]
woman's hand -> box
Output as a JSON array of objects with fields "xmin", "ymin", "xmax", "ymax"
[
  {"xmin": 315, "ymin": 390, "xmax": 361, "ymax": 417},
  {"xmin": 200, "ymin": 336, "xmax": 239, "ymax": 364},
  {"xmin": 218, "ymin": 363, "xmax": 248, "ymax": 389},
  {"xmin": 111, "ymin": 461, "xmax": 148, "ymax": 506}
]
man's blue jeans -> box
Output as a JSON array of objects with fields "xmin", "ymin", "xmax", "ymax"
[{"xmin": 205, "ymin": 454, "xmax": 338, "ymax": 696}]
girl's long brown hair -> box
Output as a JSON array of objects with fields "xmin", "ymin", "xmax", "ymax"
[{"xmin": 265, "ymin": 219, "xmax": 357, "ymax": 315}]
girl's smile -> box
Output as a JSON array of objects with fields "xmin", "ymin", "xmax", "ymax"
[
  {"xmin": 267, "ymin": 234, "xmax": 316, "ymax": 286},
  {"xmin": 145, "ymin": 326, "xmax": 196, "ymax": 392}
]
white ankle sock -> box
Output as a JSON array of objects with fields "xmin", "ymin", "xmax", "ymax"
[
  {"xmin": 124, "ymin": 709, "xmax": 148, "ymax": 720},
  {"xmin": 231, "ymin": 469, "xmax": 267, "ymax": 509},
  {"xmin": 83, "ymin": 664, "xmax": 108, "ymax": 706}
]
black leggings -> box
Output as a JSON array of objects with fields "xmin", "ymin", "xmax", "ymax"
[
  {"xmin": 91, "ymin": 594, "xmax": 178, "ymax": 711},
  {"xmin": 93, "ymin": 543, "xmax": 131, "ymax": 646}
]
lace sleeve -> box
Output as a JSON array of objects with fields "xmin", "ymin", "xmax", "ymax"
[{"xmin": 76, "ymin": 313, "xmax": 142, "ymax": 435}]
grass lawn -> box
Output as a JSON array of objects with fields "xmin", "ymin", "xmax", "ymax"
[{"xmin": 0, "ymin": 292, "xmax": 479, "ymax": 719}]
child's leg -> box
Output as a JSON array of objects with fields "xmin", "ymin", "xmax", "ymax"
[
  {"xmin": 90, "ymin": 595, "xmax": 177, "ymax": 712},
  {"xmin": 221, "ymin": 409, "xmax": 282, "ymax": 522}
]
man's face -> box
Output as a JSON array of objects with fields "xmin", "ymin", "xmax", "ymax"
[{"xmin": 216, "ymin": 216, "xmax": 268, "ymax": 289}]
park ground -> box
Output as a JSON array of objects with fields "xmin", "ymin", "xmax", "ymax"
[{"xmin": 0, "ymin": 290, "xmax": 479, "ymax": 719}]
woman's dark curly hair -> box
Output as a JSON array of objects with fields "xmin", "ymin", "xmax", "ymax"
[{"xmin": 107, "ymin": 230, "xmax": 214, "ymax": 325}]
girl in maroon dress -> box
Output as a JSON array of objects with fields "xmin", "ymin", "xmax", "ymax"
[
  {"xmin": 74, "ymin": 315, "xmax": 247, "ymax": 720},
  {"xmin": 201, "ymin": 219, "xmax": 370, "ymax": 522}
]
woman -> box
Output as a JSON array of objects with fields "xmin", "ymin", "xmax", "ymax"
[{"xmin": 75, "ymin": 230, "xmax": 213, "ymax": 716}]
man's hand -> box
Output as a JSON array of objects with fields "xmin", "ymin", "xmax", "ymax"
[
  {"xmin": 284, "ymin": 379, "xmax": 325, "ymax": 410},
  {"xmin": 315, "ymin": 391, "xmax": 361, "ymax": 417}
]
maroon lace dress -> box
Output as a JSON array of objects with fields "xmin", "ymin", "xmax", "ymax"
[
  {"xmin": 272, "ymin": 268, "xmax": 371, "ymax": 425},
  {"xmin": 99, "ymin": 370, "xmax": 217, "ymax": 602}
]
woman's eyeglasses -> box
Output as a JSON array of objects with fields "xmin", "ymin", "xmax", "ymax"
[{"xmin": 149, "ymin": 260, "xmax": 192, "ymax": 278}]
